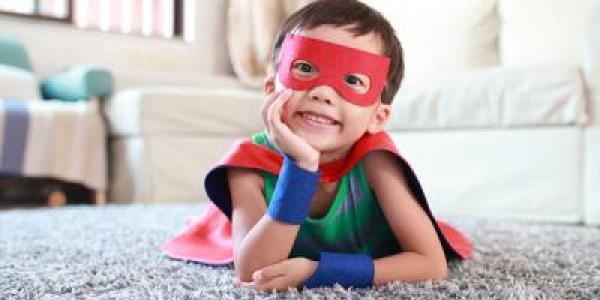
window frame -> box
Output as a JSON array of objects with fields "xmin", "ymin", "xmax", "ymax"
[
  {"xmin": 0, "ymin": 0, "xmax": 73, "ymax": 23},
  {"xmin": 0, "ymin": 0, "xmax": 185, "ymax": 39}
]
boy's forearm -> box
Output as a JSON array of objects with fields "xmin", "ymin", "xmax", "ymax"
[
  {"xmin": 235, "ymin": 215, "xmax": 300, "ymax": 282},
  {"xmin": 234, "ymin": 155, "xmax": 319, "ymax": 282},
  {"xmin": 373, "ymin": 252, "xmax": 448, "ymax": 286}
]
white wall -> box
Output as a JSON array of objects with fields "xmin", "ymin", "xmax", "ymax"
[{"xmin": 0, "ymin": 0, "xmax": 232, "ymax": 78}]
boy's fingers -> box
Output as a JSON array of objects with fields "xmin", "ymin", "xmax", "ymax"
[
  {"xmin": 263, "ymin": 88, "xmax": 289, "ymax": 124},
  {"xmin": 255, "ymin": 276, "xmax": 291, "ymax": 293},
  {"xmin": 235, "ymin": 274, "xmax": 292, "ymax": 293},
  {"xmin": 266, "ymin": 89, "xmax": 291, "ymax": 138},
  {"xmin": 235, "ymin": 280, "xmax": 256, "ymax": 289},
  {"xmin": 253, "ymin": 261, "xmax": 287, "ymax": 282},
  {"xmin": 267, "ymin": 89, "xmax": 289, "ymax": 120},
  {"xmin": 235, "ymin": 279, "xmax": 273, "ymax": 293},
  {"xmin": 270, "ymin": 90, "xmax": 292, "ymax": 128},
  {"xmin": 261, "ymin": 90, "xmax": 282, "ymax": 126}
]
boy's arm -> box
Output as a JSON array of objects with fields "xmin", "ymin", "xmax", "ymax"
[
  {"xmin": 363, "ymin": 151, "xmax": 448, "ymax": 285},
  {"xmin": 228, "ymin": 167, "xmax": 303, "ymax": 283}
]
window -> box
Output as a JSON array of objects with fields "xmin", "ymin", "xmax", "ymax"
[
  {"xmin": 0, "ymin": 0, "xmax": 187, "ymax": 39},
  {"xmin": 0, "ymin": 0, "xmax": 71, "ymax": 21},
  {"xmin": 73, "ymin": 0, "xmax": 184, "ymax": 39}
]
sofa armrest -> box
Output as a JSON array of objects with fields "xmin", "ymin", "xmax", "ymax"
[
  {"xmin": 0, "ymin": 64, "xmax": 40, "ymax": 100},
  {"xmin": 106, "ymin": 86, "xmax": 264, "ymax": 137},
  {"xmin": 41, "ymin": 64, "xmax": 113, "ymax": 101}
]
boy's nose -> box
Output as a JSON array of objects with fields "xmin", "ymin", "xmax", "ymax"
[{"xmin": 308, "ymin": 85, "xmax": 339, "ymax": 105}]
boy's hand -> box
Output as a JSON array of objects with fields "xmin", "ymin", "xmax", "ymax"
[
  {"xmin": 261, "ymin": 89, "xmax": 320, "ymax": 171},
  {"xmin": 234, "ymin": 257, "xmax": 318, "ymax": 292}
]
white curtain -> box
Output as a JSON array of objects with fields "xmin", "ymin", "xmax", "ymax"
[{"xmin": 227, "ymin": 0, "xmax": 313, "ymax": 89}]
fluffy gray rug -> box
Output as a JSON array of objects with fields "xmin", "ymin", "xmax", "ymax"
[{"xmin": 1, "ymin": 204, "xmax": 598, "ymax": 299}]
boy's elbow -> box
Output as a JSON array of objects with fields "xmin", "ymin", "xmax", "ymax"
[
  {"xmin": 235, "ymin": 267, "xmax": 254, "ymax": 283},
  {"xmin": 431, "ymin": 262, "xmax": 448, "ymax": 280},
  {"xmin": 233, "ymin": 254, "xmax": 258, "ymax": 282},
  {"xmin": 427, "ymin": 253, "xmax": 449, "ymax": 280},
  {"xmin": 234, "ymin": 251, "xmax": 277, "ymax": 283}
]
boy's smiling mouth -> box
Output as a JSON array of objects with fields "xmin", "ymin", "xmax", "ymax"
[{"xmin": 296, "ymin": 111, "xmax": 341, "ymax": 129}]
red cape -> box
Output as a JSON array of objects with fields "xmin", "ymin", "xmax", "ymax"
[{"xmin": 161, "ymin": 132, "xmax": 473, "ymax": 264}]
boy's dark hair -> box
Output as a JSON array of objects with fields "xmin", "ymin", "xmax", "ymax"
[{"xmin": 271, "ymin": 0, "xmax": 404, "ymax": 104}]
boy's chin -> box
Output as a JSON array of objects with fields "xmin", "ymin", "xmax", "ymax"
[
  {"xmin": 290, "ymin": 127, "xmax": 348, "ymax": 156},
  {"xmin": 295, "ymin": 131, "xmax": 331, "ymax": 148},
  {"xmin": 303, "ymin": 136, "xmax": 342, "ymax": 155}
]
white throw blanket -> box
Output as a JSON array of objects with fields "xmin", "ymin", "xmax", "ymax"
[{"xmin": 0, "ymin": 99, "xmax": 106, "ymax": 192}]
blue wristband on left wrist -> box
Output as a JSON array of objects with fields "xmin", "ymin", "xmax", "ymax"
[{"xmin": 304, "ymin": 252, "xmax": 374, "ymax": 289}]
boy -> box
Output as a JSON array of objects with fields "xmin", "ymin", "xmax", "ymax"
[{"xmin": 162, "ymin": 0, "xmax": 471, "ymax": 292}]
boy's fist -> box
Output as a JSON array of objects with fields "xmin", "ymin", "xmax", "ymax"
[{"xmin": 234, "ymin": 257, "xmax": 318, "ymax": 292}]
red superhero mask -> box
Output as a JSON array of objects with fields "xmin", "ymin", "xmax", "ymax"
[{"xmin": 277, "ymin": 34, "xmax": 391, "ymax": 106}]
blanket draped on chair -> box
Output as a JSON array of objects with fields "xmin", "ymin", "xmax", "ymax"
[{"xmin": 0, "ymin": 99, "xmax": 106, "ymax": 192}]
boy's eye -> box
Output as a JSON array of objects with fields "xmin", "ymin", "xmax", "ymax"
[
  {"xmin": 298, "ymin": 63, "xmax": 313, "ymax": 72},
  {"xmin": 345, "ymin": 75, "xmax": 362, "ymax": 86},
  {"xmin": 344, "ymin": 73, "xmax": 370, "ymax": 94},
  {"xmin": 291, "ymin": 60, "xmax": 318, "ymax": 80}
]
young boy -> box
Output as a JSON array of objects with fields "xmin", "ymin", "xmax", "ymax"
[{"xmin": 162, "ymin": 0, "xmax": 471, "ymax": 292}]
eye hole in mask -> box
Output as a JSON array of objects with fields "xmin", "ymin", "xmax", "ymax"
[{"xmin": 291, "ymin": 60, "xmax": 371, "ymax": 95}]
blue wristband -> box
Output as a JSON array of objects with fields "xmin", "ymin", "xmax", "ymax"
[
  {"xmin": 267, "ymin": 155, "xmax": 320, "ymax": 224},
  {"xmin": 304, "ymin": 252, "xmax": 374, "ymax": 289}
]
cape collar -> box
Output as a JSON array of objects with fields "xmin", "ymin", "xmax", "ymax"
[{"xmin": 218, "ymin": 131, "xmax": 399, "ymax": 183}]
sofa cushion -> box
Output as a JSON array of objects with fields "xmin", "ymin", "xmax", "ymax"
[
  {"xmin": 108, "ymin": 65, "xmax": 587, "ymax": 136},
  {"xmin": 0, "ymin": 65, "xmax": 40, "ymax": 101},
  {"xmin": 365, "ymin": 0, "xmax": 499, "ymax": 85},
  {"xmin": 499, "ymin": 0, "xmax": 589, "ymax": 67},
  {"xmin": 387, "ymin": 65, "xmax": 588, "ymax": 130},
  {"xmin": 107, "ymin": 87, "xmax": 264, "ymax": 136}
]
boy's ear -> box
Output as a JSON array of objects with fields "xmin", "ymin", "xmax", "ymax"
[
  {"xmin": 367, "ymin": 103, "xmax": 391, "ymax": 134},
  {"xmin": 264, "ymin": 65, "xmax": 276, "ymax": 95}
]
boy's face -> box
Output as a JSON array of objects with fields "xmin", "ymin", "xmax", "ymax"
[{"xmin": 266, "ymin": 24, "xmax": 391, "ymax": 162}]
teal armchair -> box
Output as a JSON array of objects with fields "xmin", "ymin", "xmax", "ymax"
[
  {"xmin": 0, "ymin": 34, "xmax": 113, "ymax": 101},
  {"xmin": 0, "ymin": 34, "xmax": 32, "ymax": 71}
]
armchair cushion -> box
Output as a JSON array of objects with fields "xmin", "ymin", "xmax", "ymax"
[
  {"xmin": 0, "ymin": 65, "xmax": 40, "ymax": 101},
  {"xmin": 41, "ymin": 65, "xmax": 113, "ymax": 101}
]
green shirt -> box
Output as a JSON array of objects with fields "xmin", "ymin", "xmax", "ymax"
[{"xmin": 252, "ymin": 131, "xmax": 400, "ymax": 260}]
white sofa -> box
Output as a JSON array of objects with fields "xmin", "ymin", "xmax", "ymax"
[{"xmin": 106, "ymin": 0, "xmax": 600, "ymax": 225}]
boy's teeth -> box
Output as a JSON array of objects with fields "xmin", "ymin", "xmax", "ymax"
[{"xmin": 304, "ymin": 112, "xmax": 335, "ymax": 125}]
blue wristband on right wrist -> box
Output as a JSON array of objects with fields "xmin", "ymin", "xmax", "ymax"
[
  {"xmin": 304, "ymin": 252, "xmax": 374, "ymax": 289},
  {"xmin": 267, "ymin": 155, "xmax": 320, "ymax": 224}
]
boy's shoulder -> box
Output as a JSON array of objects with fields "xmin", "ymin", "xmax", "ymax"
[{"xmin": 362, "ymin": 149, "xmax": 405, "ymax": 182}]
